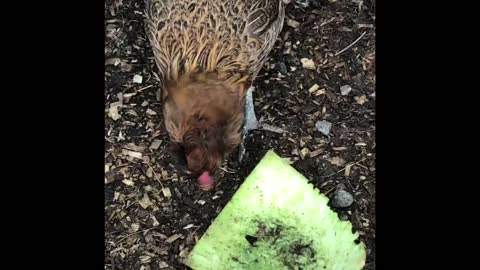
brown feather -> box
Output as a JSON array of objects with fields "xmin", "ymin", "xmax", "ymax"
[{"xmin": 145, "ymin": 0, "xmax": 285, "ymax": 175}]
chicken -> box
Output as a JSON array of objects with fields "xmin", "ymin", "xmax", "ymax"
[{"xmin": 145, "ymin": 0, "xmax": 285, "ymax": 190}]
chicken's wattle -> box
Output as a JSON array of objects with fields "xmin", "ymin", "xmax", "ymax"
[{"xmin": 198, "ymin": 171, "xmax": 214, "ymax": 190}]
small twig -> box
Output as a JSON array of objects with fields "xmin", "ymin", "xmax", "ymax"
[
  {"xmin": 136, "ymin": 84, "xmax": 154, "ymax": 92},
  {"xmin": 355, "ymin": 162, "xmax": 369, "ymax": 170},
  {"xmin": 345, "ymin": 177, "xmax": 354, "ymax": 191},
  {"xmin": 144, "ymin": 162, "xmax": 164, "ymax": 189},
  {"xmin": 219, "ymin": 166, "xmax": 237, "ymax": 174},
  {"xmin": 323, "ymin": 167, "xmax": 347, "ymax": 178},
  {"xmin": 325, "ymin": 185, "xmax": 337, "ymax": 195},
  {"xmin": 322, "ymin": 158, "xmax": 367, "ymax": 178},
  {"xmin": 189, "ymin": 225, "xmax": 203, "ymax": 244},
  {"xmin": 114, "ymin": 228, "xmax": 154, "ymax": 245},
  {"xmin": 335, "ymin": 31, "xmax": 367, "ymax": 56},
  {"xmin": 259, "ymin": 123, "xmax": 287, "ymax": 134}
]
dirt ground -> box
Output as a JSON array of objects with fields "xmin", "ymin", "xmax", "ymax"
[{"xmin": 105, "ymin": 0, "xmax": 375, "ymax": 269}]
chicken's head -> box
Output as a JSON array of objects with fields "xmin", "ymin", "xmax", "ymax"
[
  {"xmin": 183, "ymin": 127, "xmax": 226, "ymax": 190},
  {"xmin": 162, "ymin": 72, "xmax": 246, "ymax": 190}
]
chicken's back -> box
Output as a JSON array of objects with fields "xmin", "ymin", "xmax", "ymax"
[{"xmin": 145, "ymin": 0, "xmax": 285, "ymax": 89}]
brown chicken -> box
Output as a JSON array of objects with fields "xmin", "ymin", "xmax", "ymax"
[{"xmin": 145, "ymin": 0, "xmax": 285, "ymax": 190}]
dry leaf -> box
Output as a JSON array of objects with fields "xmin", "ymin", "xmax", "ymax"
[
  {"xmin": 126, "ymin": 109, "xmax": 138, "ymax": 117},
  {"xmin": 122, "ymin": 149, "xmax": 143, "ymax": 159},
  {"xmin": 310, "ymin": 149, "xmax": 324, "ymax": 158},
  {"xmin": 260, "ymin": 123, "xmax": 286, "ymax": 134},
  {"xmin": 158, "ymin": 261, "xmax": 169, "ymax": 269},
  {"xmin": 314, "ymin": 88, "xmax": 326, "ymax": 96},
  {"xmin": 339, "ymin": 26, "xmax": 353, "ymax": 32},
  {"xmin": 340, "ymin": 85, "xmax": 352, "ymax": 96},
  {"xmin": 286, "ymin": 18, "xmax": 300, "ymax": 28},
  {"xmin": 108, "ymin": 103, "xmax": 121, "ymax": 121},
  {"xmin": 329, "ymin": 157, "xmax": 346, "ymax": 167},
  {"xmin": 149, "ymin": 140, "xmax": 162, "ymax": 150},
  {"xmin": 105, "ymin": 176, "xmax": 112, "ymax": 184},
  {"xmin": 183, "ymin": 224, "xmax": 195, "ymax": 229},
  {"xmin": 138, "ymin": 194, "xmax": 153, "ymax": 209},
  {"xmin": 151, "ymin": 215, "xmax": 160, "ymax": 227},
  {"xmin": 105, "ymin": 58, "xmax": 121, "ymax": 66},
  {"xmin": 308, "ymin": 84, "xmax": 320, "ymax": 93},
  {"xmin": 301, "ymin": 58, "xmax": 316, "ymax": 70},
  {"xmin": 354, "ymin": 95, "xmax": 368, "ymax": 105},
  {"xmin": 133, "ymin": 74, "xmax": 143, "ymax": 84},
  {"xmin": 113, "ymin": 192, "xmax": 120, "ymax": 201},
  {"xmin": 161, "ymin": 169, "xmax": 169, "ymax": 180},
  {"xmin": 140, "ymin": 256, "xmax": 151, "ymax": 264},
  {"xmin": 123, "ymin": 92, "xmax": 137, "ymax": 99},
  {"xmin": 131, "ymin": 223, "xmax": 140, "ymax": 232},
  {"xmin": 300, "ymin": 148, "xmax": 310, "ymax": 159},
  {"xmin": 315, "ymin": 120, "xmax": 332, "ymax": 136},
  {"xmin": 125, "ymin": 143, "xmax": 146, "ymax": 152},
  {"xmin": 116, "ymin": 93, "xmax": 123, "ymax": 105},
  {"xmin": 146, "ymin": 108, "xmax": 157, "ymax": 116},
  {"xmin": 122, "ymin": 179, "xmax": 134, "ymax": 186},
  {"xmin": 165, "ymin": 234, "xmax": 182, "ymax": 243},
  {"xmin": 344, "ymin": 164, "xmax": 353, "ymax": 177},
  {"xmin": 162, "ymin": 187, "xmax": 172, "ymax": 198},
  {"xmin": 117, "ymin": 167, "xmax": 130, "ymax": 179},
  {"xmin": 146, "ymin": 167, "xmax": 153, "ymax": 178}
]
